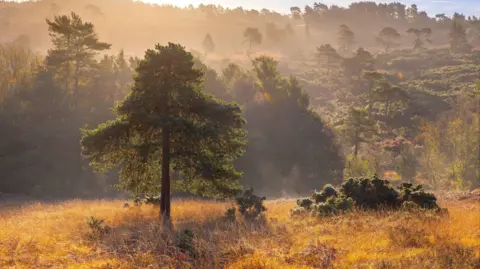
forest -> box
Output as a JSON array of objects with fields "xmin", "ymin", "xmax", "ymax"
[
  {"xmin": 0, "ymin": 1, "xmax": 479, "ymax": 268},
  {"xmin": 0, "ymin": 0, "xmax": 478, "ymax": 199}
]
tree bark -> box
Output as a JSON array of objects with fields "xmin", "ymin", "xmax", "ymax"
[{"xmin": 160, "ymin": 128, "xmax": 171, "ymax": 224}]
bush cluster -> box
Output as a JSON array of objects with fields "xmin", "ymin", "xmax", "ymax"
[
  {"xmin": 293, "ymin": 175, "xmax": 441, "ymax": 216},
  {"xmin": 228, "ymin": 187, "xmax": 266, "ymax": 220}
]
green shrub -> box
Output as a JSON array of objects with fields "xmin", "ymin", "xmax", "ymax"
[
  {"xmin": 312, "ymin": 184, "xmax": 338, "ymax": 203},
  {"xmin": 297, "ymin": 198, "xmax": 314, "ymax": 209},
  {"xmin": 86, "ymin": 216, "xmax": 110, "ymax": 239},
  {"xmin": 292, "ymin": 175, "xmax": 442, "ymax": 217},
  {"xmin": 398, "ymin": 183, "xmax": 439, "ymax": 209},
  {"xmin": 291, "ymin": 207, "xmax": 308, "ymax": 216},
  {"xmin": 341, "ymin": 175, "xmax": 400, "ymax": 209},
  {"xmin": 224, "ymin": 207, "xmax": 236, "ymax": 221},
  {"xmin": 311, "ymin": 196, "xmax": 354, "ymax": 216},
  {"xmin": 235, "ymin": 187, "xmax": 266, "ymax": 220},
  {"xmin": 176, "ymin": 228, "xmax": 195, "ymax": 256}
]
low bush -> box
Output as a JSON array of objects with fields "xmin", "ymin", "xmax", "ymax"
[
  {"xmin": 292, "ymin": 175, "xmax": 442, "ymax": 217},
  {"xmin": 235, "ymin": 188, "xmax": 266, "ymax": 220},
  {"xmin": 176, "ymin": 228, "xmax": 196, "ymax": 257}
]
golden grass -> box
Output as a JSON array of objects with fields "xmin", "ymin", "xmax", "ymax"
[{"xmin": 0, "ymin": 198, "xmax": 479, "ymax": 269}]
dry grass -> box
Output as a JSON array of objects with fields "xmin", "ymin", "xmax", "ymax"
[{"xmin": 0, "ymin": 198, "xmax": 479, "ymax": 269}]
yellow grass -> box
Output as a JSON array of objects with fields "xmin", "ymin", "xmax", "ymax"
[{"xmin": 0, "ymin": 198, "xmax": 479, "ymax": 268}]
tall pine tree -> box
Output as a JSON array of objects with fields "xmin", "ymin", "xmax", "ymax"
[{"xmin": 81, "ymin": 43, "xmax": 247, "ymax": 223}]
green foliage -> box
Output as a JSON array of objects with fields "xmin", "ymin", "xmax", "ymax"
[
  {"xmin": 235, "ymin": 187, "xmax": 266, "ymax": 220},
  {"xmin": 81, "ymin": 43, "xmax": 247, "ymax": 203},
  {"xmin": 311, "ymin": 184, "xmax": 339, "ymax": 203},
  {"xmin": 176, "ymin": 228, "xmax": 196, "ymax": 256},
  {"xmin": 398, "ymin": 183, "xmax": 439, "ymax": 209},
  {"xmin": 86, "ymin": 216, "xmax": 110, "ymax": 238},
  {"xmin": 376, "ymin": 27, "xmax": 401, "ymax": 52},
  {"xmin": 224, "ymin": 207, "xmax": 236, "ymax": 221},
  {"xmin": 238, "ymin": 56, "xmax": 344, "ymax": 195},
  {"xmin": 292, "ymin": 175, "xmax": 441, "ymax": 217},
  {"xmin": 311, "ymin": 196, "xmax": 354, "ymax": 216},
  {"xmin": 337, "ymin": 24, "xmax": 355, "ymax": 54},
  {"xmin": 46, "ymin": 12, "xmax": 111, "ymax": 93},
  {"xmin": 341, "ymin": 175, "xmax": 400, "ymax": 209}
]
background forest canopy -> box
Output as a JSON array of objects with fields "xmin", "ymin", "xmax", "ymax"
[{"xmin": 0, "ymin": 0, "xmax": 479, "ymax": 199}]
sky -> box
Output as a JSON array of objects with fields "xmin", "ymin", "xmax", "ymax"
[{"xmin": 141, "ymin": 0, "xmax": 480, "ymax": 17}]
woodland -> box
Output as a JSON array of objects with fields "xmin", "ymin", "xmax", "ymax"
[{"xmin": 0, "ymin": 0, "xmax": 478, "ymax": 201}]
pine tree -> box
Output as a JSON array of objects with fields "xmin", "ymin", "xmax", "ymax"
[
  {"xmin": 406, "ymin": 28, "xmax": 432, "ymax": 51},
  {"xmin": 46, "ymin": 12, "xmax": 110, "ymax": 94},
  {"xmin": 337, "ymin": 24, "xmax": 355, "ymax": 54},
  {"xmin": 243, "ymin": 27, "xmax": 262, "ymax": 52},
  {"xmin": 81, "ymin": 43, "xmax": 247, "ymax": 223},
  {"xmin": 376, "ymin": 27, "xmax": 401, "ymax": 52},
  {"xmin": 449, "ymin": 19, "xmax": 472, "ymax": 53},
  {"xmin": 315, "ymin": 44, "xmax": 342, "ymax": 75},
  {"xmin": 339, "ymin": 107, "xmax": 375, "ymax": 157}
]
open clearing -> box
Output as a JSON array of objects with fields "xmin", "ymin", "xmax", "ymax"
[{"xmin": 0, "ymin": 198, "xmax": 479, "ymax": 269}]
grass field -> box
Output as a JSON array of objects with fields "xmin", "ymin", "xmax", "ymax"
[{"xmin": 0, "ymin": 197, "xmax": 479, "ymax": 269}]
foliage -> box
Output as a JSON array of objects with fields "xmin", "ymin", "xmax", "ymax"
[
  {"xmin": 406, "ymin": 28, "xmax": 432, "ymax": 51},
  {"xmin": 176, "ymin": 228, "xmax": 196, "ymax": 256},
  {"xmin": 81, "ymin": 43, "xmax": 247, "ymax": 218},
  {"xmin": 243, "ymin": 27, "xmax": 262, "ymax": 51},
  {"xmin": 337, "ymin": 24, "xmax": 355, "ymax": 54},
  {"xmin": 293, "ymin": 175, "xmax": 441, "ymax": 216},
  {"xmin": 376, "ymin": 27, "xmax": 401, "ymax": 52},
  {"xmin": 235, "ymin": 187, "xmax": 266, "ymax": 220},
  {"xmin": 449, "ymin": 19, "xmax": 472, "ymax": 53},
  {"xmin": 46, "ymin": 12, "xmax": 111, "ymax": 94},
  {"xmin": 86, "ymin": 216, "xmax": 110, "ymax": 239},
  {"xmin": 224, "ymin": 207, "xmax": 236, "ymax": 221}
]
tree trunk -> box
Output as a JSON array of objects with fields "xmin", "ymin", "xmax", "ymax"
[
  {"xmin": 160, "ymin": 128, "xmax": 171, "ymax": 224},
  {"xmin": 74, "ymin": 58, "xmax": 80, "ymax": 95}
]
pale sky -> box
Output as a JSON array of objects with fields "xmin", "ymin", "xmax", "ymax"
[{"xmin": 140, "ymin": 0, "xmax": 480, "ymax": 17}]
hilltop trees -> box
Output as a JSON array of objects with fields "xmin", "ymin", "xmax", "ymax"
[
  {"xmin": 81, "ymin": 43, "xmax": 247, "ymax": 222},
  {"xmin": 376, "ymin": 27, "xmax": 401, "ymax": 52},
  {"xmin": 236, "ymin": 56, "xmax": 344, "ymax": 194},
  {"xmin": 339, "ymin": 107, "xmax": 375, "ymax": 157},
  {"xmin": 449, "ymin": 19, "xmax": 471, "ymax": 53},
  {"xmin": 46, "ymin": 12, "xmax": 111, "ymax": 95},
  {"xmin": 337, "ymin": 25, "xmax": 355, "ymax": 54},
  {"xmin": 315, "ymin": 44, "xmax": 342, "ymax": 75},
  {"xmin": 406, "ymin": 28, "xmax": 432, "ymax": 51},
  {"xmin": 243, "ymin": 27, "xmax": 262, "ymax": 52}
]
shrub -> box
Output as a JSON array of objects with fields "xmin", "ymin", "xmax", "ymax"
[
  {"xmin": 296, "ymin": 198, "xmax": 314, "ymax": 209},
  {"xmin": 340, "ymin": 175, "xmax": 400, "ymax": 209},
  {"xmin": 311, "ymin": 196, "xmax": 354, "ymax": 216},
  {"xmin": 224, "ymin": 207, "xmax": 236, "ymax": 221},
  {"xmin": 398, "ymin": 183, "xmax": 439, "ymax": 209},
  {"xmin": 144, "ymin": 194, "xmax": 161, "ymax": 205},
  {"xmin": 86, "ymin": 216, "xmax": 110, "ymax": 239},
  {"xmin": 292, "ymin": 175, "xmax": 442, "ymax": 217},
  {"xmin": 235, "ymin": 187, "xmax": 266, "ymax": 220},
  {"xmin": 176, "ymin": 228, "xmax": 195, "ymax": 256},
  {"xmin": 311, "ymin": 184, "xmax": 338, "ymax": 203}
]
